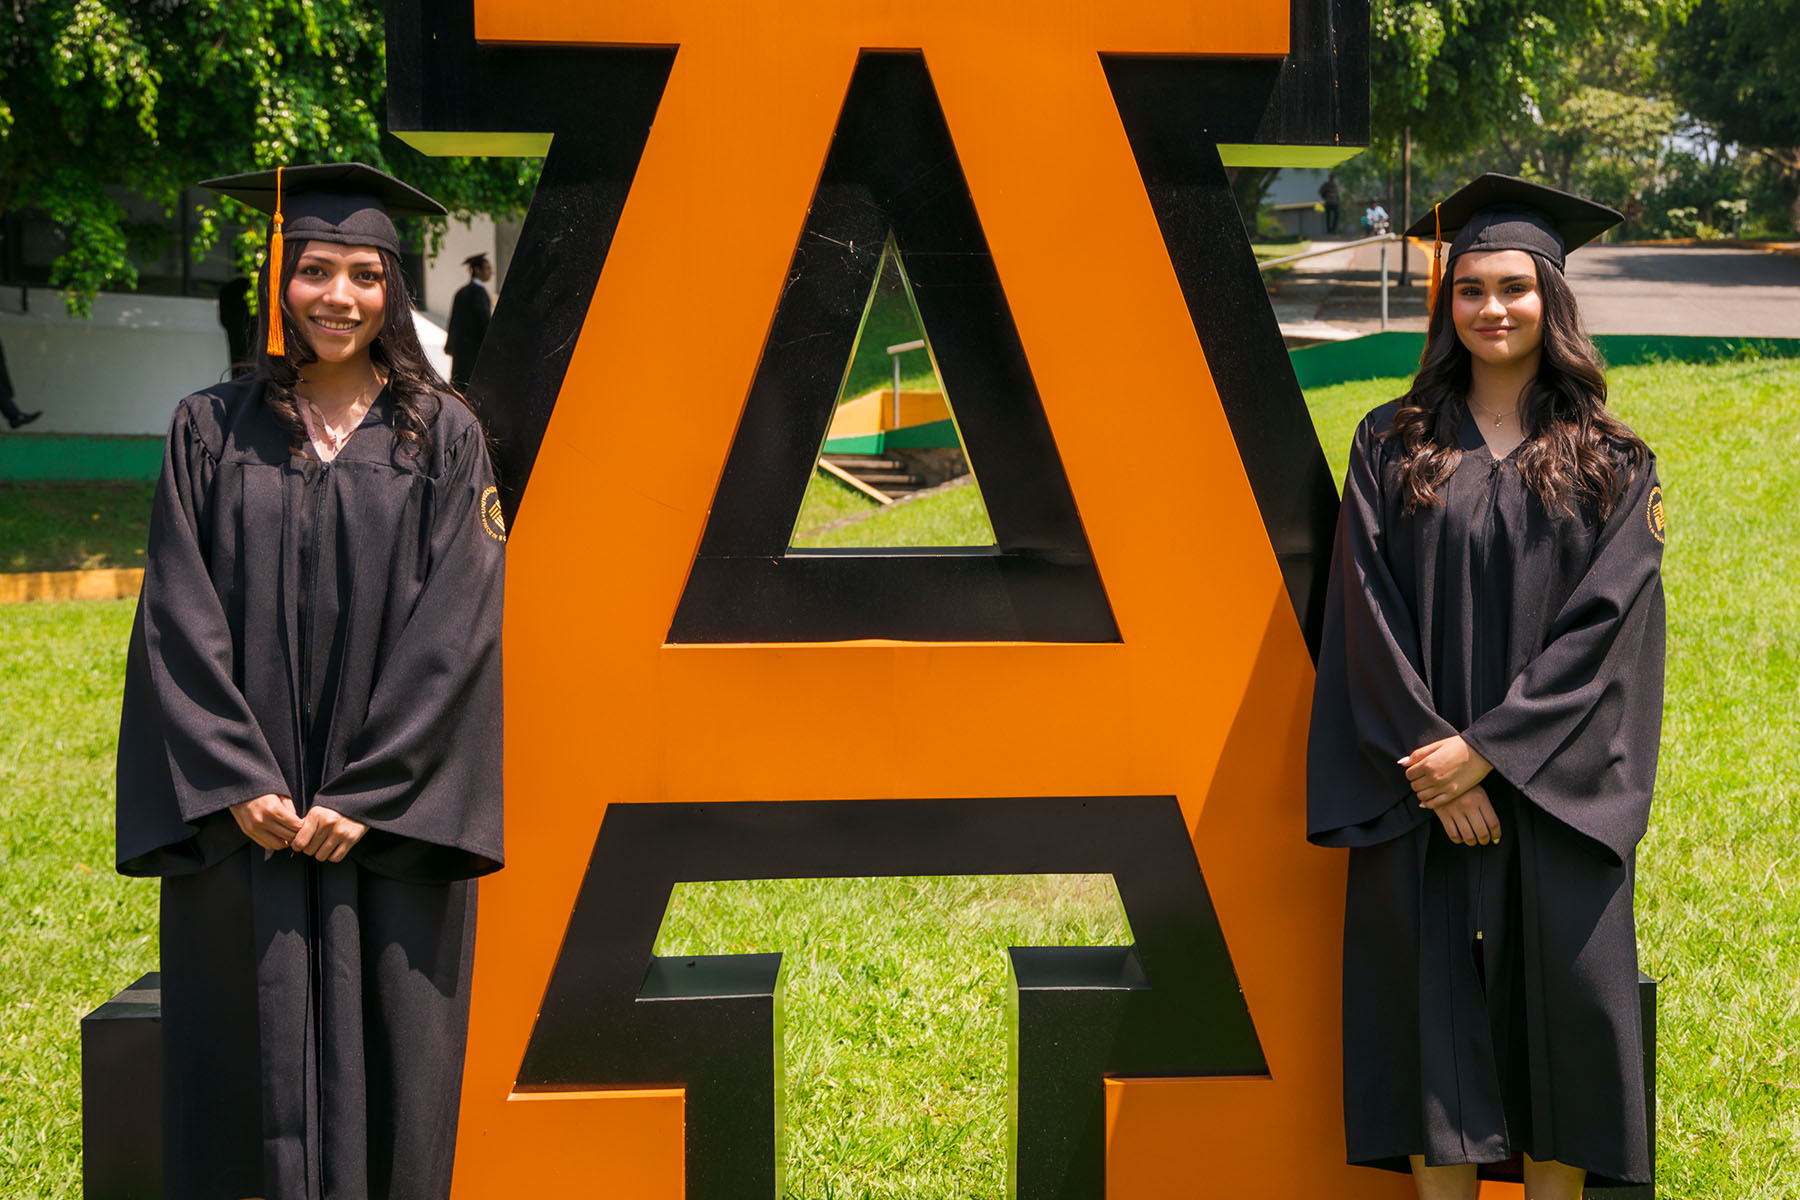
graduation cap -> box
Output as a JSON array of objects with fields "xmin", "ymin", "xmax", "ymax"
[
  {"xmin": 200, "ymin": 163, "xmax": 447, "ymax": 355},
  {"xmin": 1405, "ymin": 173, "xmax": 1622, "ymax": 308}
]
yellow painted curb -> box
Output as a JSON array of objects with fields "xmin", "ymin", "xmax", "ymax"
[
  {"xmin": 0, "ymin": 568, "xmax": 144, "ymax": 604},
  {"xmin": 1621, "ymin": 237, "xmax": 1800, "ymax": 256}
]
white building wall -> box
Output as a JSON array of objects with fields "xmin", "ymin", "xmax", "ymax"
[
  {"xmin": 1, "ymin": 287, "xmax": 453, "ymax": 438},
  {"xmin": 423, "ymin": 216, "xmax": 497, "ymax": 321},
  {"xmin": 0, "ymin": 212, "xmax": 505, "ymax": 441},
  {"xmin": 1267, "ymin": 167, "xmax": 1332, "ymax": 208},
  {"xmin": 1, "ymin": 290, "xmax": 230, "ymax": 435}
]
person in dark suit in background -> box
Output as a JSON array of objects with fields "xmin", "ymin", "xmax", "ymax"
[
  {"xmin": 0, "ymin": 332, "xmax": 41, "ymax": 429},
  {"xmin": 218, "ymin": 276, "xmax": 254, "ymax": 379},
  {"xmin": 445, "ymin": 252, "xmax": 493, "ymax": 393}
]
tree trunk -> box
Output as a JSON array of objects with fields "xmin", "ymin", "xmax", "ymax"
[
  {"xmin": 1225, "ymin": 166, "xmax": 1281, "ymax": 236},
  {"xmin": 1400, "ymin": 125, "xmax": 1413, "ymax": 287},
  {"xmin": 1784, "ymin": 153, "xmax": 1800, "ymax": 235}
]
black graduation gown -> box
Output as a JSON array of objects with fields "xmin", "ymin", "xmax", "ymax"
[
  {"xmin": 444, "ymin": 282, "xmax": 491, "ymax": 391},
  {"xmin": 115, "ymin": 378, "xmax": 505, "ymax": 1200},
  {"xmin": 1307, "ymin": 400, "xmax": 1664, "ymax": 1186}
]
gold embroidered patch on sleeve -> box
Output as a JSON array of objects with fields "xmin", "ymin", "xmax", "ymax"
[
  {"xmin": 1646, "ymin": 485, "xmax": 1665, "ymax": 544},
  {"xmin": 480, "ymin": 485, "xmax": 507, "ymax": 542}
]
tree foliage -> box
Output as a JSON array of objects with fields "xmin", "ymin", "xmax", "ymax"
[
  {"xmin": 1663, "ymin": 0, "xmax": 1800, "ymax": 226},
  {"xmin": 1369, "ymin": 0, "xmax": 1693, "ymax": 158},
  {"xmin": 1663, "ymin": 0, "xmax": 1800, "ymax": 158},
  {"xmin": 0, "ymin": 1, "xmax": 539, "ymax": 314},
  {"xmin": 1335, "ymin": 0, "xmax": 1800, "ymax": 240}
]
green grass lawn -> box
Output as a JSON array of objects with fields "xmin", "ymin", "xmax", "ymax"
[
  {"xmin": 3, "ymin": 357, "xmax": 1795, "ymax": 1197},
  {"xmin": 1251, "ymin": 238, "xmax": 1314, "ymax": 279},
  {"xmin": 794, "ymin": 477, "xmax": 995, "ymax": 549},
  {"xmin": 0, "ymin": 483, "xmax": 153, "ymax": 573},
  {"xmin": 657, "ymin": 875, "xmax": 1129, "ymax": 1198},
  {"xmin": 1250, "ymin": 238, "xmax": 1313, "ymax": 260},
  {"xmin": 0, "ymin": 599, "xmax": 156, "ymax": 1199},
  {"xmin": 840, "ymin": 245, "xmax": 943, "ymax": 402},
  {"xmin": 791, "ymin": 469, "xmax": 881, "ymax": 541}
]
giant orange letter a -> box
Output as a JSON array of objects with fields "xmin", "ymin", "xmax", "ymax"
[{"xmin": 387, "ymin": 2, "xmax": 1401, "ymax": 1196}]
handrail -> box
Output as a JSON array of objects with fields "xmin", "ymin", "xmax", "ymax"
[
  {"xmin": 1256, "ymin": 232, "xmax": 1399, "ymax": 271},
  {"xmin": 886, "ymin": 339, "xmax": 928, "ymax": 428},
  {"xmin": 1258, "ymin": 232, "xmax": 1408, "ymax": 331}
]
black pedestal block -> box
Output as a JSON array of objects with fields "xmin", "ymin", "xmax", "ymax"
[{"xmin": 81, "ymin": 972, "xmax": 162, "ymax": 1200}]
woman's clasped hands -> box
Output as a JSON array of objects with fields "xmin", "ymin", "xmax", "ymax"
[
  {"xmin": 1399, "ymin": 735, "xmax": 1502, "ymax": 846},
  {"xmin": 229, "ymin": 794, "xmax": 368, "ymax": 862}
]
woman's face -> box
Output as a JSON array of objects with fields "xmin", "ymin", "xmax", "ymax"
[
  {"xmin": 1450, "ymin": 248, "xmax": 1543, "ymax": 369},
  {"xmin": 285, "ymin": 243, "xmax": 388, "ymax": 365}
]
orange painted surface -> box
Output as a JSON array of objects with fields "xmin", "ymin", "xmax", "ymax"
[
  {"xmin": 438, "ymin": 2, "xmax": 1380, "ymax": 1197},
  {"xmin": 1105, "ymin": 1078, "xmax": 1415, "ymax": 1199},
  {"xmin": 463, "ymin": 1089, "xmax": 685, "ymax": 1196},
  {"xmin": 473, "ymin": 0, "xmax": 1289, "ymax": 58},
  {"xmin": 827, "ymin": 388, "xmax": 951, "ymax": 436}
]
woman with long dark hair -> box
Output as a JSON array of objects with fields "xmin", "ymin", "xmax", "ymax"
[
  {"xmin": 1308, "ymin": 175, "xmax": 1665, "ymax": 1200},
  {"xmin": 115, "ymin": 163, "xmax": 505, "ymax": 1200}
]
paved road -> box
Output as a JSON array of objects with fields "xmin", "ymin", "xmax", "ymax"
[
  {"xmin": 1272, "ymin": 241, "xmax": 1800, "ymax": 340},
  {"xmin": 1567, "ymin": 245, "xmax": 1800, "ymax": 337}
]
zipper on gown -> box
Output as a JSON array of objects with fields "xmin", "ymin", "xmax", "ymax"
[{"xmin": 299, "ymin": 458, "xmax": 331, "ymax": 1196}]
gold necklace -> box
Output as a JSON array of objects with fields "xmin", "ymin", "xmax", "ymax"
[{"xmin": 1468, "ymin": 397, "xmax": 1515, "ymax": 429}]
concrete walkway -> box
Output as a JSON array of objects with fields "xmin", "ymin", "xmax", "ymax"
[{"xmin": 1270, "ymin": 240, "xmax": 1800, "ymax": 341}]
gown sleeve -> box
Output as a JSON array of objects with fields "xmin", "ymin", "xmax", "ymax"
[
  {"xmin": 1461, "ymin": 456, "xmax": 1666, "ymax": 864},
  {"xmin": 116, "ymin": 397, "xmax": 293, "ymax": 876},
  {"xmin": 1307, "ymin": 414, "xmax": 1458, "ymax": 846},
  {"xmin": 313, "ymin": 419, "xmax": 506, "ymax": 884}
]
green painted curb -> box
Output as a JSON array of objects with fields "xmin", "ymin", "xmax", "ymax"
[
  {"xmin": 1288, "ymin": 331, "xmax": 1800, "ymax": 389},
  {"xmin": 823, "ymin": 417, "xmax": 962, "ymax": 455},
  {"xmin": 1592, "ymin": 334, "xmax": 1800, "ymax": 368},
  {"xmin": 0, "ymin": 435, "xmax": 163, "ymax": 483},
  {"xmin": 1287, "ymin": 332, "xmax": 1426, "ymax": 389}
]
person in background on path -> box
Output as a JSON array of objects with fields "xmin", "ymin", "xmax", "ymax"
[
  {"xmin": 446, "ymin": 251, "xmax": 493, "ymax": 393},
  {"xmin": 217, "ymin": 276, "xmax": 254, "ymax": 379},
  {"xmin": 1365, "ymin": 198, "xmax": 1391, "ymax": 235},
  {"xmin": 1320, "ymin": 172, "xmax": 1342, "ymax": 235},
  {"xmin": 0, "ymin": 333, "xmax": 41, "ymax": 429}
]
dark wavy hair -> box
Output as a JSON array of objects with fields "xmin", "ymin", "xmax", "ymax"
[
  {"xmin": 1387, "ymin": 250, "xmax": 1646, "ymax": 519},
  {"xmin": 253, "ymin": 240, "xmax": 460, "ymax": 463}
]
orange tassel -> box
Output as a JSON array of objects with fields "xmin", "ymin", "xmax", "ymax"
[
  {"xmin": 1418, "ymin": 203, "xmax": 1445, "ymax": 368},
  {"xmin": 266, "ymin": 166, "xmax": 285, "ymax": 357},
  {"xmin": 1427, "ymin": 202, "xmax": 1443, "ymax": 313}
]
